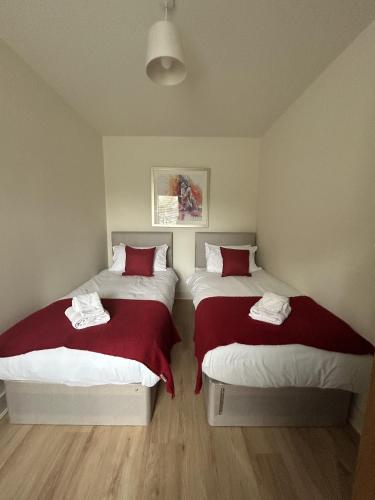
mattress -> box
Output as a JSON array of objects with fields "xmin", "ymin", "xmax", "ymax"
[
  {"xmin": 186, "ymin": 270, "xmax": 372, "ymax": 393},
  {"xmin": 0, "ymin": 269, "xmax": 178, "ymax": 387}
]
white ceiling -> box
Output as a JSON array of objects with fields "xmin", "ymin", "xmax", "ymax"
[{"xmin": 1, "ymin": 0, "xmax": 374, "ymax": 136}]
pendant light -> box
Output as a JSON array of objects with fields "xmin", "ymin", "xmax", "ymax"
[{"xmin": 145, "ymin": 0, "xmax": 187, "ymax": 86}]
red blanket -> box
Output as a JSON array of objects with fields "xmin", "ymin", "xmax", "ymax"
[
  {"xmin": 0, "ymin": 298, "xmax": 180, "ymax": 396},
  {"xmin": 194, "ymin": 296, "xmax": 373, "ymax": 393}
]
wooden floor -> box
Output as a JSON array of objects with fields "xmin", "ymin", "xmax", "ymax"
[{"xmin": 0, "ymin": 300, "xmax": 359, "ymax": 500}]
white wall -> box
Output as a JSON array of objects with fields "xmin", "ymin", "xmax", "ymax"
[
  {"xmin": 103, "ymin": 137, "xmax": 259, "ymax": 296},
  {"xmin": 257, "ymin": 22, "xmax": 375, "ymax": 429},
  {"xmin": 0, "ymin": 41, "xmax": 107, "ymax": 333}
]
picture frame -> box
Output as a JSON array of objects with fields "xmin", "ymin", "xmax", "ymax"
[{"xmin": 151, "ymin": 167, "xmax": 210, "ymax": 227}]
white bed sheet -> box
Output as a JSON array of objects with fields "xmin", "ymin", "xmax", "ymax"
[
  {"xmin": 0, "ymin": 269, "xmax": 178, "ymax": 387},
  {"xmin": 186, "ymin": 270, "xmax": 372, "ymax": 393}
]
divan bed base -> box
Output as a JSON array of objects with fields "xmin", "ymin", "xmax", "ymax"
[
  {"xmin": 203, "ymin": 375, "xmax": 352, "ymax": 427},
  {"xmin": 5, "ymin": 381, "xmax": 158, "ymax": 426}
]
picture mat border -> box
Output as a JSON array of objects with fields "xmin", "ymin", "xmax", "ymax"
[{"xmin": 151, "ymin": 166, "xmax": 210, "ymax": 227}]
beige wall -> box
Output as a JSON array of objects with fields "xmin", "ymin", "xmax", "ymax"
[
  {"xmin": 257, "ymin": 22, "xmax": 375, "ymax": 346},
  {"xmin": 103, "ymin": 137, "xmax": 259, "ymax": 296},
  {"xmin": 0, "ymin": 41, "xmax": 107, "ymax": 332}
]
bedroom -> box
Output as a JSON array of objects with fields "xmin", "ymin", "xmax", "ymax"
[{"xmin": 0, "ymin": 1, "xmax": 374, "ymax": 499}]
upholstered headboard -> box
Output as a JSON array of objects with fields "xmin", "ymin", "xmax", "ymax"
[
  {"xmin": 111, "ymin": 231, "xmax": 173, "ymax": 267},
  {"xmin": 195, "ymin": 232, "xmax": 256, "ymax": 268}
]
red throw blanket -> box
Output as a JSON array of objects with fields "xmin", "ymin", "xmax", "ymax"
[
  {"xmin": 0, "ymin": 298, "xmax": 180, "ymax": 396},
  {"xmin": 194, "ymin": 296, "xmax": 373, "ymax": 393}
]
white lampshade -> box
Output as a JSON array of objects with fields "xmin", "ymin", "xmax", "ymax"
[{"xmin": 146, "ymin": 20, "xmax": 187, "ymax": 86}]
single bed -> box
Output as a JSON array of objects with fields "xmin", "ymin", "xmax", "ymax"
[
  {"xmin": 187, "ymin": 232, "xmax": 373, "ymax": 426},
  {"xmin": 0, "ymin": 232, "xmax": 178, "ymax": 425}
]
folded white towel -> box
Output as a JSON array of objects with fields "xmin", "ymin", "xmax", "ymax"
[
  {"xmin": 257, "ymin": 292, "xmax": 289, "ymax": 313},
  {"xmin": 72, "ymin": 292, "xmax": 104, "ymax": 315},
  {"xmin": 65, "ymin": 306, "xmax": 110, "ymax": 330},
  {"xmin": 249, "ymin": 292, "xmax": 291, "ymax": 325},
  {"xmin": 66, "ymin": 292, "xmax": 110, "ymax": 329}
]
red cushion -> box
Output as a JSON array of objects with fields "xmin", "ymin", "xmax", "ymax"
[
  {"xmin": 220, "ymin": 247, "xmax": 251, "ymax": 277},
  {"xmin": 122, "ymin": 246, "xmax": 156, "ymax": 277}
]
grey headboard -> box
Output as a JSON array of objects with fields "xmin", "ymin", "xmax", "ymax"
[
  {"xmin": 111, "ymin": 231, "xmax": 173, "ymax": 267},
  {"xmin": 195, "ymin": 232, "xmax": 256, "ymax": 268}
]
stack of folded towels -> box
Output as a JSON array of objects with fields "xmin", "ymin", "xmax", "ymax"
[
  {"xmin": 249, "ymin": 292, "xmax": 291, "ymax": 325},
  {"xmin": 65, "ymin": 292, "xmax": 110, "ymax": 330}
]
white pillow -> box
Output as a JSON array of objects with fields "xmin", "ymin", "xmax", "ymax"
[
  {"xmin": 205, "ymin": 243, "xmax": 261, "ymax": 274},
  {"xmin": 109, "ymin": 244, "xmax": 168, "ymax": 273}
]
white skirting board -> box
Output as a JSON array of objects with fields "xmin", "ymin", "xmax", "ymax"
[
  {"xmin": 5, "ymin": 381, "xmax": 158, "ymax": 426},
  {"xmin": 203, "ymin": 375, "xmax": 352, "ymax": 427},
  {"xmin": 0, "ymin": 381, "xmax": 7, "ymax": 420}
]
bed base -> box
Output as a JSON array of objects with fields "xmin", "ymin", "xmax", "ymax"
[
  {"xmin": 5, "ymin": 381, "xmax": 158, "ymax": 426},
  {"xmin": 203, "ymin": 375, "xmax": 352, "ymax": 427}
]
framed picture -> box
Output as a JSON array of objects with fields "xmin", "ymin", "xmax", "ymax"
[{"xmin": 152, "ymin": 167, "xmax": 210, "ymax": 227}]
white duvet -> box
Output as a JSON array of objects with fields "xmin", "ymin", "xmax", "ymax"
[
  {"xmin": 186, "ymin": 270, "xmax": 372, "ymax": 393},
  {"xmin": 0, "ymin": 269, "xmax": 178, "ymax": 388}
]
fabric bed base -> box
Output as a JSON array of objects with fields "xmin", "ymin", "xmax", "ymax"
[
  {"xmin": 5, "ymin": 380, "xmax": 158, "ymax": 426},
  {"xmin": 203, "ymin": 375, "xmax": 352, "ymax": 427}
]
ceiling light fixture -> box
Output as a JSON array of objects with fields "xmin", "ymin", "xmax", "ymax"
[{"xmin": 145, "ymin": 0, "xmax": 187, "ymax": 86}]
